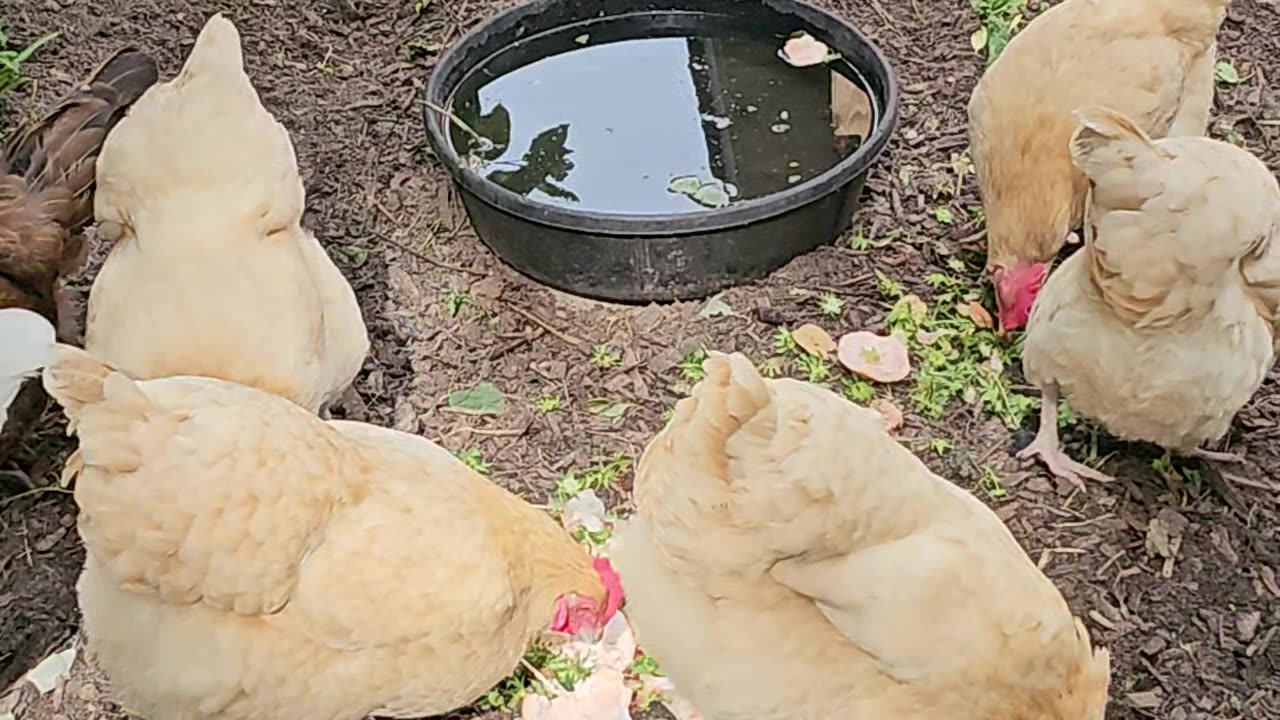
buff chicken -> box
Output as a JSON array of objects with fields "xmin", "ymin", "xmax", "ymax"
[
  {"xmin": 85, "ymin": 14, "xmax": 368, "ymax": 416},
  {"xmin": 1020, "ymin": 107, "xmax": 1280, "ymax": 485},
  {"xmin": 0, "ymin": 305, "xmax": 622, "ymax": 720},
  {"xmin": 611, "ymin": 351, "xmax": 1111, "ymax": 720},
  {"xmin": 969, "ymin": 0, "xmax": 1228, "ymax": 331}
]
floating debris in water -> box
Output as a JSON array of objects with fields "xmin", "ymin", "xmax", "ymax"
[
  {"xmin": 667, "ymin": 175, "xmax": 731, "ymax": 209},
  {"xmin": 574, "ymin": 34, "xmax": 590, "ymax": 45},
  {"xmin": 700, "ymin": 112, "xmax": 733, "ymax": 130},
  {"xmin": 745, "ymin": 105, "xmax": 758, "ymax": 113},
  {"xmin": 779, "ymin": 110, "xmax": 790, "ymax": 121},
  {"xmin": 788, "ymin": 161, "xmax": 800, "ymax": 168},
  {"xmin": 666, "ymin": 175, "xmax": 703, "ymax": 195},
  {"xmin": 787, "ymin": 174, "xmax": 802, "ymax": 184},
  {"xmin": 778, "ymin": 31, "xmax": 838, "ymax": 67},
  {"xmin": 770, "ymin": 123, "xmax": 791, "ymax": 134},
  {"xmin": 692, "ymin": 182, "xmax": 731, "ymax": 209}
]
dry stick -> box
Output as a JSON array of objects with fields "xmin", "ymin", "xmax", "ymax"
[
  {"xmin": 371, "ymin": 230, "xmax": 485, "ymax": 276},
  {"xmin": 423, "ymin": 99, "xmax": 488, "ymax": 148},
  {"xmin": 520, "ymin": 657, "xmax": 562, "ymax": 698},
  {"xmin": 503, "ymin": 303, "xmax": 586, "ymax": 348}
]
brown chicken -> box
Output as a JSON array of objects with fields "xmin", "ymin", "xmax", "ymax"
[
  {"xmin": 968, "ymin": 0, "xmax": 1228, "ymax": 332},
  {"xmin": 4, "ymin": 308, "xmax": 624, "ymax": 720},
  {"xmin": 0, "ymin": 47, "xmax": 157, "ymax": 477},
  {"xmin": 1020, "ymin": 107, "xmax": 1280, "ymax": 485},
  {"xmin": 611, "ymin": 352, "xmax": 1111, "ymax": 720},
  {"xmin": 85, "ymin": 15, "xmax": 368, "ymax": 416}
]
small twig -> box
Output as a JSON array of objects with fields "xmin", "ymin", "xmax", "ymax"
[
  {"xmin": 423, "ymin": 99, "xmax": 488, "ymax": 148},
  {"xmin": 0, "ymin": 485, "xmax": 72, "ymax": 507},
  {"xmin": 451, "ymin": 425, "xmax": 529, "ymax": 437},
  {"xmin": 520, "ymin": 657, "xmax": 562, "ymax": 697},
  {"xmin": 503, "ymin": 303, "xmax": 585, "ymax": 348},
  {"xmin": 371, "ymin": 230, "xmax": 484, "ymax": 276}
]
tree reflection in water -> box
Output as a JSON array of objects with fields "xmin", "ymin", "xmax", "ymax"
[{"xmin": 486, "ymin": 123, "xmax": 578, "ymax": 202}]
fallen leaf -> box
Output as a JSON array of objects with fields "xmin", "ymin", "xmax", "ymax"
[
  {"xmin": 24, "ymin": 645, "xmax": 76, "ymax": 694},
  {"xmin": 870, "ymin": 399, "xmax": 904, "ymax": 432},
  {"xmin": 1145, "ymin": 508, "xmax": 1189, "ymax": 559},
  {"xmin": 447, "ymin": 382, "xmax": 507, "ymax": 415},
  {"xmin": 666, "ymin": 175, "xmax": 701, "ymax": 195},
  {"xmin": 778, "ymin": 31, "xmax": 830, "ymax": 67},
  {"xmin": 837, "ymin": 332, "xmax": 911, "ymax": 383},
  {"xmin": 699, "ymin": 293, "xmax": 733, "ymax": 318},
  {"xmin": 691, "ymin": 183, "xmax": 730, "ymax": 209},
  {"xmin": 915, "ymin": 328, "xmax": 949, "ymax": 346},
  {"xmin": 970, "ymin": 26, "xmax": 988, "ymax": 52},
  {"xmin": 893, "ymin": 294, "xmax": 928, "ymax": 324},
  {"xmin": 339, "ymin": 245, "xmax": 369, "ymax": 267},
  {"xmin": 561, "ymin": 490, "xmax": 607, "ymax": 534},
  {"xmin": 792, "ymin": 323, "xmax": 836, "ymax": 357},
  {"xmin": 1126, "ymin": 690, "xmax": 1163, "ymax": 710},
  {"xmin": 956, "ymin": 301, "xmax": 994, "ymax": 329},
  {"xmin": 1214, "ymin": 60, "xmax": 1241, "ymax": 85},
  {"xmin": 1145, "ymin": 507, "xmax": 1189, "ymax": 578},
  {"xmin": 589, "ymin": 398, "xmax": 632, "ymax": 419}
]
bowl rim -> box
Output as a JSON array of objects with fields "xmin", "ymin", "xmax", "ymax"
[{"xmin": 423, "ymin": 0, "xmax": 901, "ymax": 237}]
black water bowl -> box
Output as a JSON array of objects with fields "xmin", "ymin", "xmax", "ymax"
[{"xmin": 424, "ymin": 0, "xmax": 899, "ymax": 302}]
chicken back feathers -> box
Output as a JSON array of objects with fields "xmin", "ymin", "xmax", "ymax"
[
  {"xmin": 87, "ymin": 14, "xmax": 368, "ymax": 415},
  {"xmin": 38, "ymin": 341, "xmax": 614, "ymax": 720},
  {"xmin": 612, "ymin": 352, "xmax": 1110, "ymax": 720},
  {"xmin": 970, "ymin": 0, "xmax": 1228, "ymax": 273},
  {"xmin": 1024, "ymin": 107, "xmax": 1280, "ymax": 452}
]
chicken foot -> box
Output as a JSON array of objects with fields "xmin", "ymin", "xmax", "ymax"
[
  {"xmin": 1185, "ymin": 447, "xmax": 1245, "ymax": 464},
  {"xmin": 1018, "ymin": 382, "xmax": 1116, "ymax": 488}
]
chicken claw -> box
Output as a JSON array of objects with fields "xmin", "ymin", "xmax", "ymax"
[
  {"xmin": 1019, "ymin": 383, "xmax": 1115, "ymax": 488},
  {"xmin": 1018, "ymin": 438, "xmax": 1115, "ymax": 489},
  {"xmin": 1186, "ymin": 447, "xmax": 1245, "ymax": 464}
]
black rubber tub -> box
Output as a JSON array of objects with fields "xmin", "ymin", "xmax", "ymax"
[{"xmin": 424, "ymin": 0, "xmax": 899, "ymax": 302}]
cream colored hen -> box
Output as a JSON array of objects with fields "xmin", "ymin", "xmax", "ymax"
[
  {"xmin": 1021, "ymin": 107, "xmax": 1280, "ymax": 485},
  {"xmin": 0, "ymin": 312, "xmax": 624, "ymax": 720},
  {"xmin": 611, "ymin": 352, "xmax": 1111, "ymax": 720},
  {"xmin": 87, "ymin": 15, "xmax": 367, "ymax": 416},
  {"xmin": 969, "ymin": 0, "xmax": 1228, "ymax": 332}
]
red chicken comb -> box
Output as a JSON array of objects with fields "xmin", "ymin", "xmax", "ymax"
[{"xmin": 594, "ymin": 556, "xmax": 624, "ymax": 621}]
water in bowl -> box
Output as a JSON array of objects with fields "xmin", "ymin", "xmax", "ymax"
[{"xmin": 446, "ymin": 18, "xmax": 877, "ymax": 215}]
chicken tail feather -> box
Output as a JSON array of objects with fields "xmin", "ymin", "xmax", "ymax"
[
  {"xmin": 42, "ymin": 343, "xmax": 151, "ymax": 474},
  {"xmin": 0, "ymin": 308, "xmax": 56, "ymax": 429},
  {"xmin": 641, "ymin": 350, "xmax": 774, "ymax": 490},
  {"xmin": 3, "ymin": 48, "xmax": 158, "ymax": 234},
  {"xmin": 1069, "ymin": 106, "xmax": 1168, "ymax": 181},
  {"xmin": 698, "ymin": 351, "xmax": 773, "ymax": 436}
]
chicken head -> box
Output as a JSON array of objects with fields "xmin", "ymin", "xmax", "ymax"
[
  {"xmin": 550, "ymin": 557, "xmax": 624, "ymax": 642},
  {"xmin": 992, "ymin": 261, "xmax": 1046, "ymax": 332}
]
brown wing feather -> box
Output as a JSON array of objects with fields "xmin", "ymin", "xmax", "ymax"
[
  {"xmin": 3, "ymin": 47, "xmax": 159, "ymax": 230},
  {"xmin": 0, "ymin": 49, "xmax": 158, "ymax": 454},
  {"xmin": 0, "ymin": 47, "xmax": 157, "ymax": 318}
]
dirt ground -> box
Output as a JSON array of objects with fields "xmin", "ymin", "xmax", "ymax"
[{"xmin": 1, "ymin": 0, "xmax": 1278, "ymax": 718}]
